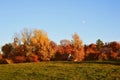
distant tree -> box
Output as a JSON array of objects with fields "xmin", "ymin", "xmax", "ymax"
[
  {"xmin": 54, "ymin": 45, "xmax": 69, "ymax": 61},
  {"xmin": 12, "ymin": 45, "xmax": 26, "ymax": 57},
  {"xmin": 13, "ymin": 56, "xmax": 26, "ymax": 63},
  {"xmin": 50, "ymin": 41, "xmax": 57, "ymax": 50},
  {"xmin": 21, "ymin": 28, "xmax": 33, "ymax": 45},
  {"xmin": 0, "ymin": 54, "xmax": 2, "ymax": 60},
  {"xmin": 0, "ymin": 53, "xmax": 3, "ymax": 64},
  {"xmin": 30, "ymin": 29, "xmax": 55, "ymax": 61},
  {"xmin": 13, "ymin": 33, "xmax": 21, "ymax": 47},
  {"xmin": 98, "ymin": 52, "xmax": 108, "ymax": 60},
  {"xmin": 60, "ymin": 39, "xmax": 71, "ymax": 46},
  {"xmin": 1, "ymin": 43, "xmax": 13, "ymax": 58},
  {"xmin": 110, "ymin": 51, "xmax": 119, "ymax": 60},
  {"xmin": 85, "ymin": 43, "xmax": 99, "ymax": 60},
  {"xmin": 64, "ymin": 45, "xmax": 73, "ymax": 54},
  {"xmin": 72, "ymin": 33, "xmax": 85, "ymax": 61},
  {"xmin": 96, "ymin": 39, "xmax": 104, "ymax": 50},
  {"xmin": 50, "ymin": 41, "xmax": 58, "ymax": 60},
  {"xmin": 109, "ymin": 41, "xmax": 120, "ymax": 51},
  {"xmin": 72, "ymin": 33, "xmax": 82, "ymax": 49},
  {"xmin": 12, "ymin": 28, "xmax": 34, "ymax": 57},
  {"xmin": 98, "ymin": 41, "xmax": 120, "ymax": 61},
  {"xmin": 26, "ymin": 54, "xmax": 39, "ymax": 62}
]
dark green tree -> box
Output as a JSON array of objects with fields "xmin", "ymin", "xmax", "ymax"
[{"xmin": 96, "ymin": 39, "xmax": 104, "ymax": 50}]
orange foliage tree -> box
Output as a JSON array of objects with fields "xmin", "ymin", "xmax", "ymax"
[
  {"xmin": 53, "ymin": 39, "xmax": 72, "ymax": 61},
  {"xmin": 72, "ymin": 33, "xmax": 85, "ymax": 61},
  {"xmin": 1, "ymin": 28, "xmax": 120, "ymax": 64},
  {"xmin": 30, "ymin": 29, "xmax": 55, "ymax": 61},
  {"xmin": 85, "ymin": 43, "xmax": 99, "ymax": 60}
]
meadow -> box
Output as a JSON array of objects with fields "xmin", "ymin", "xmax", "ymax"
[{"xmin": 0, "ymin": 61, "xmax": 120, "ymax": 80}]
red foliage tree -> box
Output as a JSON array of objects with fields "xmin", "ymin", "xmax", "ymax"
[
  {"xmin": 85, "ymin": 43, "xmax": 99, "ymax": 60},
  {"xmin": 109, "ymin": 41, "xmax": 120, "ymax": 52},
  {"xmin": 12, "ymin": 45, "xmax": 26, "ymax": 57},
  {"xmin": 110, "ymin": 51, "xmax": 119, "ymax": 60},
  {"xmin": 0, "ymin": 54, "xmax": 3, "ymax": 64},
  {"xmin": 53, "ymin": 45, "xmax": 69, "ymax": 61},
  {"xmin": 1, "ymin": 43, "xmax": 13, "ymax": 58},
  {"xmin": 13, "ymin": 56, "xmax": 26, "ymax": 63},
  {"xmin": 0, "ymin": 54, "xmax": 2, "ymax": 60},
  {"xmin": 27, "ymin": 54, "xmax": 39, "ymax": 62}
]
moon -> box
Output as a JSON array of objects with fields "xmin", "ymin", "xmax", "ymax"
[{"xmin": 82, "ymin": 20, "xmax": 86, "ymax": 24}]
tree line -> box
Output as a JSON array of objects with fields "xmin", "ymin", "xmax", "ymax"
[{"xmin": 0, "ymin": 28, "xmax": 120, "ymax": 64}]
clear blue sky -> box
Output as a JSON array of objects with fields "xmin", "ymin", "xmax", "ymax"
[{"xmin": 0, "ymin": 0, "xmax": 120, "ymax": 46}]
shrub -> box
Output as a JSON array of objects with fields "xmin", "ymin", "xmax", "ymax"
[
  {"xmin": 0, "ymin": 54, "xmax": 3, "ymax": 60},
  {"xmin": 98, "ymin": 53, "xmax": 108, "ymax": 60},
  {"xmin": 53, "ymin": 53, "xmax": 69, "ymax": 61},
  {"xmin": 27, "ymin": 54, "xmax": 39, "ymax": 62},
  {"xmin": 1, "ymin": 43, "xmax": 13, "ymax": 58},
  {"xmin": 13, "ymin": 56, "xmax": 26, "ymax": 63},
  {"xmin": 0, "ymin": 59, "xmax": 13, "ymax": 64}
]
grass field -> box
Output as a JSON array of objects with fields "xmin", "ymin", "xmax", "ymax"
[{"xmin": 0, "ymin": 61, "xmax": 120, "ymax": 80}]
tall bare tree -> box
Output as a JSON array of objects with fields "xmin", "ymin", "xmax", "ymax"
[{"xmin": 21, "ymin": 28, "xmax": 33, "ymax": 45}]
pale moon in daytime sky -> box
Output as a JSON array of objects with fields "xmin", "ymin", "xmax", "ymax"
[{"xmin": 82, "ymin": 20, "xmax": 86, "ymax": 24}]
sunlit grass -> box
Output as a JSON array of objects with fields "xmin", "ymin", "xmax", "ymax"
[{"xmin": 0, "ymin": 61, "xmax": 120, "ymax": 80}]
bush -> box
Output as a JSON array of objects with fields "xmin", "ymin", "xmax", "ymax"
[
  {"xmin": 53, "ymin": 53, "xmax": 69, "ymax": 61},
  {"xmin": 27, "ymin": 54, "xmax": 39, "ymax": 62},
  {"xmin": 0, "ymin": 54, "xmax": 3, "ymax": 60},
  {"xmin": 0, "ymin": 59, "xmax": 13, "ymax": 64},
  {"xmin": 13, "ymin": 56, "xmax": 26, "ymax": 63}
]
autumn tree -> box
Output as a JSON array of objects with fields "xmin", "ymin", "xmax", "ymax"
[
  {"xmin": 13, "ymin": 33, "xmax": 21, "ymax": 47},
  {"xmin": 0, "ymin": 53, "xmax": 3, "ymax": 63},
  {"xmin": 11, "ymin": 28, "xmax": 56, "ymax": 62},
  {"xmin": 21, "ymin": 28, "xmax": 33, "ymax": 45},
  {"xmin": 30, "ymin": 29, "xmax": 55, "ymax": 61},
  {"xmin": 0, "ymin": 53, "xmax": 7, "ymax": 64},
  {"xmin": 60, "ymin": 39, "xmax": 71, "ymax": 46},
  {"xmin": 0, "ymin": 53, "xmax": 2, "ymax": 60},
  {"xmin": 8, "ymin": 28, "xmax": 34, "ymax": 63},
  {"xmin": 109, "ymin": 41, "xmax": 120, "ymax": 52},
  {"xmin": 96, "ymin": 39, "xmax": 104, "ymax": 50},
  {"xmin": 72, "ymin": 33, "xmax": 85, "ymax": 61},
  {"xmin": 53, "ymin": 39, "xmax": 73, "ymax": 61},
  {"xmin": 50, "ymin": 41, "xmax": 58, "ymax": 60},
  {"xmin": 26, "ymin": 54, "xmax": 39, "ymax": 62},
  {"xmin": 98, "ymin": 48, "xmax": 112, "ymax": 60},
  {"xmin": 11, "ymin": 45, "xmax": 27, "ymax": 57},
  {"xmin": 1, "ymin": 43, "xmax": 13, "ymax": 58},
  {"xmin": 85, "ymin": 43, "xmax": 99, "ymax": 60},
  {"xmin": 20, "ymin": 28, "xmax": 34, "ymax": 56}
]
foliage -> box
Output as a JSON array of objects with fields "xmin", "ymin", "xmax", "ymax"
[
  {"xmin": 85, "ymin": 43, "xmax": 99, "ymax": 60},
  {"xmin": 26, "ymin": 54, "xmax": 39, "ymax": 62},
  {"xmin": 13, "ymin": 56, "xmax": 26, "ymax": 63},
  {"xmin": 0, "ymin": 28, "xmax": 120, "ymax": 64},
  {"xmin": 72, "ymin": 33, "xmax": 85, "ymax": 61},
  {"xmin": 0, "ymin": 54, "xmax": 2, "ymax": 60},
  {"xmin": 1, "ymin": 43, "xmax": 13, "ymax": 58},
  {"xmin": 21, "ymin": 28, "xmax": 33, "ymax": 45},
  {"xmin": 30, "ymin": 29, "xmax": 55, "ymax": 61},
  {"xmin": 96, "ymin": 39, "xmax": 104, "ymax": 50},
  {"xmin": 53, "ymin": 45, "xmax": 69, "ymax": 61},
  {"xmin": 60, "ymin": 39, "xmax": 71, "ymax": 46}
]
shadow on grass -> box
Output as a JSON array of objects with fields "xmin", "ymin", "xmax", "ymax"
[{"xmin": 56, "ymin": 61, "xmax": 120, "ymax": 66}]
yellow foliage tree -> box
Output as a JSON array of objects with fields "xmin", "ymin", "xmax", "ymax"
[{"xmin": 30, "ymin": 29, "xmax": 55, "ymax": 61}]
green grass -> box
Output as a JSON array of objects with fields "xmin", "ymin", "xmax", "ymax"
[{"xmin": 0, "ymin": 61, "xmax": 120, "ymax": 80}]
